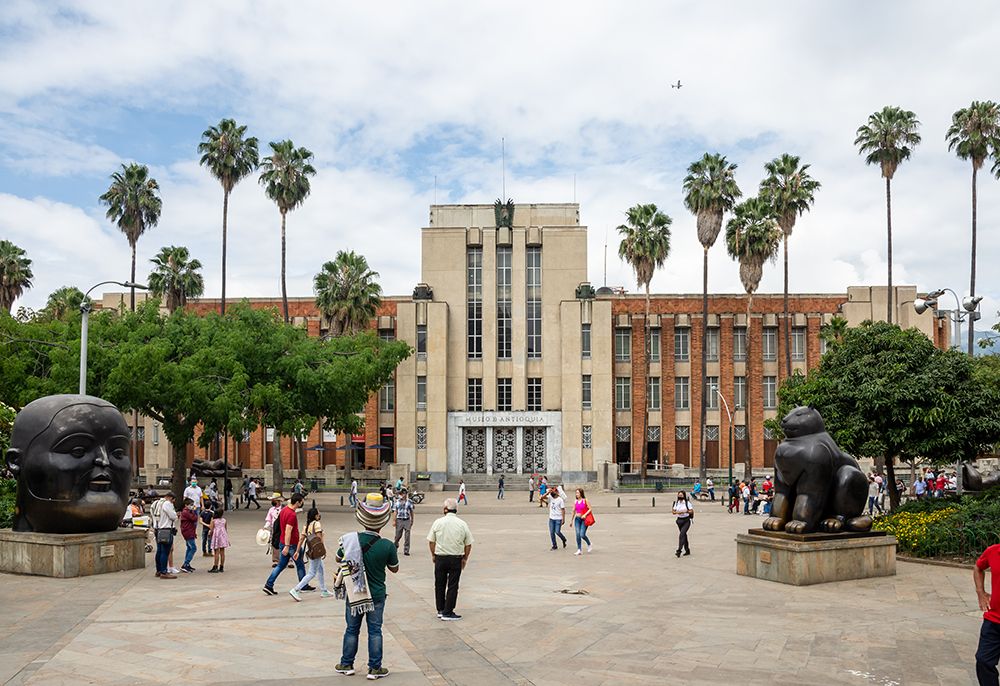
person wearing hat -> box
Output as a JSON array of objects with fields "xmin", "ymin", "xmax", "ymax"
[
  {"xmin": 392, "ymin": 489, "xmax": 415, "ymax": 556},
  {"xmin": 152, "ymin": 492, "xmax": 178, "ymax": 579},
  {"xmin": 263, "ymin": 493, "xmax": 285, "ymax": 566},
  {"xmin": 333, "ymin": 492, "xmax": 398, "ymax": 679},
  {"xmin": 262, "ymin": 493, "xmax": 307, "ymax": 595},
  {"xmin": 426, "ymin": 498, "xmax": 474, "ymax": 621}
]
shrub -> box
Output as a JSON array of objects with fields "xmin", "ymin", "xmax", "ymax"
[
  {"xmin": 0, "ymin": 478, "xmax": 15, "ymax": 529},
  {"xmin": 875, "ymin": 490, "xmax": 1000, "ymax": 558}
]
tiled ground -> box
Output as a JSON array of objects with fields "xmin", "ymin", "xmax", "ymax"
[{"xmin": 0, "ymin": 492, "xmax": 985, "ymax": 685}]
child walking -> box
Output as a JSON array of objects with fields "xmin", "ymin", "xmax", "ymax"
[
  {"xmin": 208, "ymin": 508, "xmax": 230, "ymax": 573},
  {"xmin": 290, "ymin": 504, "xmax": 332, "ymax": 600}
]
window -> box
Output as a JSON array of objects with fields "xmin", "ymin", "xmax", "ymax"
[
  {"xmin": 706, "ymin": 376, "xmax": 719, "ymax": 410},
  {"xmin": 582, "ymin": 425, "xmax": 592, "ymax": 449},
  {"xmin": 496, "ymin": 246, "xmax": 512, "ymax": 359},
  {"xmin": 734, "ymin": 376, "xmax": 747, "ymax": 409},
  {"xmin": 647, "ymin": 376, "xmax": 660, "ymax": 410},
  {"xmin": 763, "ymin": 327, "xmax": 777, "ymax": 361},
  {"xmin": 648, "ymin": 328, "xmax": 661, "ymax": 362},
  {"xmin": 763, "ymin": 375, "xmax": 777, "ymax": 409},
  {"xmin": 820, "ymin": 335, "xmax": 828, "ymax": 356},
  {"xmin": 379, "ymin": 329, "xmax": 394, "ymax": 342},
  {"xmin": 705, "ymin": 425, "xmax": 720, "ymax": 441},
  {"xmin": 467, "ymin": 379, "xmax": 483, "ymax": 411},
  {"xmin": 582, "ymin": 375, "xmax": 592, "ymax": 410},
  {"xmin": 379, "ymin": 379, "xmax": 395, "ymax": 412},
  {"xmin": 416, "ymin": 426, "xmax": 427, "ymax": 450},
  {"xmin": 416, "ymin": 376, "xmax": 427, "ymax": 409},
  {"xmin": 615, "ymin": 377, "xmax": 631, "ymax": 410},
  {"xmin": 675, "ymin": 425, "xmax": 690, "ymax": 440},
  {"xmin": 527, "ymin": 378, "xmax": 542, "ymax": 411},
  {"xmin": 792, "ymin": 327, "xmax": 806, "ymax": 361},
  {"xmin": 581, "ymin": 324, "xmax": 591, "ymax": 359},
  {"xmin": 616, "ymin": 426, "xmax": 631, "ymax": 442},
  {"xmin": 526, "ymin": 247, "xmax": 542, "ymax": 358},
  {"xmin": 647, "ymin": 426, "xmax": 661, "ymax": 441},
  {"xmin": 764, "ymin": 425, "xmax": 777, "ymax": 440},
  {"xmin": 674, "ymin": 376, "xmax": 689, "ymax": 410},
  {"xmin": 467, "ymin": 247, "xmax": 483, "ymax": 359},
  {"xmin": 497, "ymin": 378, "xmax": 512, "ymax": 411},
  {"xmin": 733, "ymin": 327, "xmax": 747, "ymax": 361},
  {"xmin": 416, "ymin": 324, "xmax": 427, "ymax": 358},
  {"xmin": 615, "ymin": 328, "xmax": 631, "ymax": 361},
  {"xmin": 674, "ymin": 328, "xmax": 690, "ymax": 362},
  {"xmin": 152, "ymin": 424, "xmax": 160, "ymax": 446},
  {"xmin": 706, "ymin": 328, "xmax": 719, "ymax": 362},
  {"xmin": 734, "ymin": 425, "xmax": 747, "ymax": 440}
]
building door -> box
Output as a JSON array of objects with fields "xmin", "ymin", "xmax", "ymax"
[
  {"xmin": 763, "ymin": 427, "xmax": 777, "ymax": 468},
  {"xmin": 379, "ymin": 428, "xmax": 395, "ymax": 464},
  {"xmin": 615, "ymin": 426, "xmax": 631, "ymax": 468},
  {"xmin": 523, "ymin": 427, "xmax": 546, "ymax": 473},
  {"xmin": 646, "ymin": 426, "xmax": 661, "ymax": 469},
  {"xmin": 462, "ymin": 428, "xmax": 487, "ymax": 473},
  {"xmin": 733, "ymin": 426, "xmax": 748, "ymax": 468},
  {"xmin": 493, "ymin": 428, "xmax": 517, "ymax": 473},
  {"xmin": 705, "ymin": 425, "xmax": 720, "ymax": 469},
  {"xmin": 674, "ymin": 426, "xmax": 690, "ymax": 467}
]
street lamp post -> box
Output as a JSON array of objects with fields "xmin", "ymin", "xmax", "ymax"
[
  {"xmin": 78, "ymin": 280, "xmax": 147, "ymax": 394},
  {"xmin": 717, "ymin": 389, "xmax": 734, "ymax": 492}
]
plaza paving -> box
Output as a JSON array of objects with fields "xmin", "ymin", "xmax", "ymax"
[{"xmin": 0, "ymin": 491, "xmax": 985, "ymax": 685}]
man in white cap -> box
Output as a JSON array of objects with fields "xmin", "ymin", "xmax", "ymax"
[
  {"xmin": 426, "ymin": 497, "xmax": 474, "ymax": 621},
  {"xmin": 334, "ymin": 492, "xmax": 398, "ymax": 680}
]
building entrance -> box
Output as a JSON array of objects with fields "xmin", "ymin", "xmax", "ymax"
[{"xmin": 449, "ymin": 412, "xmax": 560, "ymax": 478}]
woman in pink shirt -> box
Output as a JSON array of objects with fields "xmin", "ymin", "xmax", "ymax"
[{"xmin": 573, "ymin": 489, "xmax": 593, "ymax": 555}]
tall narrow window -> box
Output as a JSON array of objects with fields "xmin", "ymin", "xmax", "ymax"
[
  {"xmin": 582, "ymin": 425, "xmax": 592, "ymax": 449},
  {"xmin": 496, "ymin": 245, "xmax": 512, "ymax": 359},
  {"xmin": 674, "ymin": 328, "xmax": 690, "ymax": 362},
  {"xmin": 792, "ymin": 326, "xmax": 806, "ymax": 361},
  {"xmin": 379, "ymin": 379, "xmax": 395, "ymax": 412},
  {"xmin": 527, "ymin": 378, "xmax": 542, "ymax": 411},
  {"xmin": 467, "ymin": 247, "xmax": 482, "ymax": 359},
  {"xmin": 497, "ymin": 378, "xmax": 512, "ymax": 411},
  {"xmin": 467, "ymin": 379, "xmax": 483, "ymax": 411},
  {"xmin": 615, "ymin": 328, "xmax": 631, "ymax": 361},
  {"xmin": 648, "ymin": 376, "xmax": 661, "ymax": 410},
  {"xmin": 526, "ymin": 247, "xmax": 542, "ymax": 359},
  {"xmin": 820, "ymin": 334, "xmax": 829, "ymax": 356},
  {"xmin": 581, "ymin": 324, "xmax": 591, "ymax": 359},
  {"xmin": 706, "ymin": 328, "xmax": 720, "ymax": 362},
  {"xmin": 582, "ymin": 375, "xmax": 592, "ymax": 410},
  {"xmin": 416, "ymin": 376, "xmax": 427, "ymax": 409},
  {"xmin": 416, "ymin": 324, "xmax": 427, "ymax": 358},
  {"xmin": 733, "ymin": 327, "xmax": 747, "ymax": 361},
  {"xmin": 762, "ymin": 327, "xmax": 777, "ymax": 361},
  {"xmin": 648, "ymin": 328, "xmax": 661, "ymax": 362},
  {"xmin": 734, "ymin": 376, "xmax": 747, "ymax": 409},
  {"xmin": 615, "ymin": 377, "xmax": 631, "ymax": 411},
  {"xmin": 675, "ymin": 377, "xmax": 690, "ymax": 410},
  {"xmin": 763, "ymin": 375, "xmax": 777, "ymax": 409},
  {"xmin": 706, "ymin": 376, "xmax": 719, "ymax": 410}
]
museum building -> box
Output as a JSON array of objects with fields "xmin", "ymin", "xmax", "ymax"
[{"xmin": 113, "ymin": 203, "xmax": 949, "ymax": 484}]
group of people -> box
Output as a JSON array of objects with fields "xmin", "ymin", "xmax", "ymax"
[
  {"xmin": 912, "ymin": 467, "xmax": 956, "ymax": 500},
  {"xmin": 724, "ymin": 477, "xmax": 774, "ymax": 516},
  {"xmin": 544, "ymin": 486, "xmax": 595, "ymax": 555},
  {"xmin": 150, "ymin": 477, "xmax": 231, "ymax": 579}
]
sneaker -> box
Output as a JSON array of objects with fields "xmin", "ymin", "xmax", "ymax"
[
  {"xmin": 262, "ymin": 586, "xmax": 277, "ymax": 596},
  {"xmin": 367, "ymin": 667, "xmax": 389, "ymax": 679},
  {"xmin": 587, "ymin": 544, "xmax": 593, "ymax": 553},
  {"xmin": 180, "ymin": 566, "xmax": 192, "ymax": 573},
  {"xmin": 289, "ymin": 589, "xmax": 302, "ymax": 602},
  {"xmin": 168, "ymin": 567, "xmax": 181, "ymax": 574},
  {"xmin": 436, "ymin": 612, "xmax": 443, "ymax": 619},
  {"xmin": 301, "ymin": 585, "xmax": 316, "ymax": 592},
  {"xmin": 441, "ymin": 612, "xmax": 462, "ymax": 621},
  {"xmin": 321, "ymin": 590, "xmax": 334, "ymax": 598},
  {"xmin": 335, "ymin": 664, "xmax": 356, "ymax": 676},
  {"xmin": 574, "ymin": 550, "xmax": 582, "ymax": 556},
  {"xmin": 550, "ymin": 546, "xmax": 557, "ymax": 551}
]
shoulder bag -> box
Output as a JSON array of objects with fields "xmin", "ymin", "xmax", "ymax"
[{"xmin": 582, "ymin": 500, "xmax": 596, "ymax": 528}]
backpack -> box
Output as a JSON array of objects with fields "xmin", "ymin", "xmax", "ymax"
[
  {"xmin": 305, "ymin": 522, "xmax": 326, "ymax": 559},
  {"xmin": 271, "ymin": 507, "xmax": 284, "ymax": 547}
]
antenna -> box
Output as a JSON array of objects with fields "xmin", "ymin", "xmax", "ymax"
[
  {"xmin": 434, "ymin": 175, "xmax": 437, "ymax": 205},
  {"xmin": 573, "ymin": 173, "xmax": 576, "ymax": 203},
  {"xmin": 603, "ymin": 227, "xmax": 608, "ymax": 287},
  {"xmin": 501, "ymin": 137, "xmax": 506, "ymax": 200}
]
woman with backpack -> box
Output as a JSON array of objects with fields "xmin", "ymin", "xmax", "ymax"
[{"xmin": 289, "ymin": 502, "xmax": 332, "ymax": 601}]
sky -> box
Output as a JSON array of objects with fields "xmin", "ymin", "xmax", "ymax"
[{"xmin": 2, "ymin": 1, "xmax": 1000, "ymax": 330}]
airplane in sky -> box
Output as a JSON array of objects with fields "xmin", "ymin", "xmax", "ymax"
[{"xmin": 671, "ymin": 80, "xmax": 682, "ymax": 89}]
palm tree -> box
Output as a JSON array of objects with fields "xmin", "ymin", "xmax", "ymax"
[
  {"xmin": 0, "ymin": 240, "xmax": 33, "ymax": 313},
  {"xmin": 725, "ymin": 196, "xmax": 781, "ymax": 481},
  {"xmin": 44, "ymin": 286, "xmax": 86, "ymax": 320},
  {"xmin": 198, "ymin": 119, "xmax": 259, "ymax": 316},
  {"xmin": 617, "ymin": 203, "xmax": 672, "ymax": 480},
  {"xmin": 946, "ymin": 100, "xmax": 1000, "ymax": 355},
  {"xmin": 314, "ymin": 251, "xmax": 383, "ymax": 336},
  {"xmin": 259, "ymin": 140, "xmax": 316, "ymax": 324},
  {"xmin": 854, "ymin": 107, "xmax": 921, "ymax": 325},
  {"xmin": 819, "ymin": 314, "xmax": 849, "ymax": 349},
  {"xmin": 99, "ymin": 163, "xmax": 162, "ymax": 311},
  {"xmin": 147, "ymin": 246, "xmax": 205, "ymax": 314},
  {"xmin": 682, "ymin": 153, "xmax": 741, "ymax": 485},
  {"xmin": 760, "ymin": 154, "xmax": 820, "ymax": 377}
]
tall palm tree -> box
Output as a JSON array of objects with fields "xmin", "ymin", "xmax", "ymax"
[
  {"xmin": 43, "ymin": 286, "xmax": 86, "ymax": 320},
  {"xmin": 0, "ymin": 240, "xmax": 33, "ymax": 313},
  {"xmin": 314, "ymin": 251, "xmax": 383, "ymax": 336},
  {"xmin": 725, "ymin": 196, "xmax": 781, "ymax": 481},
  {"xmin": 854, "ymin": 107, "xmax": 921, "ymax": 325},
  {"xmin": 946, "ymin": 100, "xmax": 1000, "ymax": 355},
  {"xmin": 99, "ymin": 163, "xmax": 162, "ymax": 311},
  {"xmin": 819, "ymin": 314, "xmax": 849, "ymax": 349},
  {"xmin": 760, "ymin": 154, "xmax": 821, "ymax": 377},
  {"xmin": 682, "ymin": 153, "xmax": 741, "ymax": 485},
  {"xmin": 259, "ymin": 140, "xmax": 316, "ymax": 324},
  {"xmin": 147, "ymin": 246, "xmax": 205, "ymax": 314},
  {"xmin": 198, "ymin": 118, "xmax": 259, "ymax": 316},
  {"xmin": 617, "ymin": 203, "xmax": 672, "ymax": 480}
]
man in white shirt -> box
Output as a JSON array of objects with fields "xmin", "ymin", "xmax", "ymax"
[
  {"xmin": 246, "ymin": 478, "xmax": 260, "ymax": 509},
  {"xmin": 350, "ymin": 479, "xmax": 358, "ymax": 507},
  {"xmin": 529, "ymin": 475, "xmax": 536, "ymax": 503},
  {"xmin": 153, "ymin": 493, "xmax": 178, "ymax": 579},
  {"xmin": 183, "ymin": 478, "xmax": 203, "ymax": 514},
  {"xmin": 741, "ymin": 482, "xmax": 752, "ymax": 516},
  {"xmin": 706, "ymin": 477, "xmax": 715, "ymax": 501},
  {"xmin": 548, "ymin": 491, "xmax": 567, "ymax": 549}
]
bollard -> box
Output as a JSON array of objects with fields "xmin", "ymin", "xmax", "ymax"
[
  {"xmin": 652, "ymin": 497, "xmax": 655, "ymax": 508},
  {"xmin": 617, "ymin": 497, "xmax": 620, "ymax": 508},
  {"xmin": 340, "ymin": 495, "xmax": 344, "ymax": 507}
]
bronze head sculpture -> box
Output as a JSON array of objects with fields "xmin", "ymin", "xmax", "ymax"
[{"xmin": 5, "ymin": 394, "xmax": 132, "ymax": 534}]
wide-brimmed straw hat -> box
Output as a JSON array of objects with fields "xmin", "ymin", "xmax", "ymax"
[
  {"xmin": 255, "ymin": 528, "xmax": 271, "ymax": 546},
  {"xmin": 356, "ymin": 492, "xmax": 392, "ymax": 531},
  {"xmin": 270, "ymin": 492, "xmax": 284, "ymax": 500}
]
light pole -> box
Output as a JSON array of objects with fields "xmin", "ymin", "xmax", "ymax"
[
  {"xmin": 79, "ymin": 280, "xmax": 147, "ymax": 394},
  {"xmin": 717, "ymin": 388, "xmax": 734, "ymax": 491}
]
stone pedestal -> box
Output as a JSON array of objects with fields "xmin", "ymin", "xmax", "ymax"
[
  {"xmin": 0, "ymin": 528, "xmax": 147, "ymax": 578},
  {"xmin": 736, "ymin": 528, "xmax": 896, "ymax": 586}
]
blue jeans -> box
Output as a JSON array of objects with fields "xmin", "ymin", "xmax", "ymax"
[
  {"xmin": 574, "ymin": 518, "xmax": 590, "ymax": 550},
  {"xmin": 549, "ymin": 518, "xmax": 566, "ymax": 548},
  {"xmin": 341, "ymin": 597, "xmax": 386, "ymax": 669},
  {"xmin": 155, "ymin": 531, "xmax": 174, "ymax": 574},
  {"xmin": 349, "ymin": 492, "xmax": 358, "ymax": 507},
  {"xmin": 978, "ymin": 619, "xmax": 1000, "ymax": 686},
  {"xmin": 294, "ymin": 558, "xmax": 327, "ymax": 592},
  {"xmin": 868, "ymin": 496, "xmax": 883, "ymax": 515},
  {"xmin": 708, "ymin": 488, "xmax": 715, "ymax": 501},
  {"xmin": 264, "ymin": 544, "xmax": 306, "ymax": 589},
  {"xmin": 183, "ymin": 538, "xmax": 196, "ymax": 568}
]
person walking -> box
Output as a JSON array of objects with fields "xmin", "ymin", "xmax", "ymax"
[
  {"xmin": 497, "ymin": 474, "xmax": 505, "ymax": 500},
  {"xmin": 572, "ymin": 488, "xmax": 593, "ymax": 555},
  {"xmin": 529, "ymin": 475, "xmax": 536, "ymax": 503},
  {"xmin": 224, "ymin": 478, "xmax": 233, "ymax": 510},
  {"xmin": 393, "ymin": 489, "xmax": 415, "ymax": 556},
  {"xmin": 867, "ymin": 475, "xmax": 884, "ymax": 516},
  {"xmin": 208, "ymin": 507, "xmax": 229, "ymax": 573},
  {"xmin": 290, "ymin": 503, "xmax": 333, "ymax": 600},
  {"xmin": 333, "ymin": 493, "xmax": 398, "ymax": 679},
  {"xmin": 547, "ymin": 486, "xmax": 567, "ymax": 550},
  {"xmin": 153, "ymin": 492, "xmax": 178, "ymax": 579},
  {"xmin": 183, "ymin": 478, "xmax": 203, "ymax": 515},
  {"xmin": 672, "ymin": 490, "xmax": 694, "ymax": 557},
  {"xmin": 246, "ymin": 477, "xmax": 260, "ymax": 509},
  {"xmin": 350, "ymin": 478, "xmax": 359, "ymax": 508},
  {"xmin": 264, "ymin": 494, "xmax": 284, "ymax": 567},
  {"xmin": 457, "ymin": 480, "xmax": 468, "ymax": 506},
  {"xmin": 727, "ymin": 482, "xmax": 738, "ymax": 514},
  {"xmin": 262, "ymin": 493, "xmax": 307, "ymax": 595},
  {"xmin": 427, "ymin": 498, "xmax": 474, "ymax": 621},
  {"xmin": 179, "ymin": 497, "xmax": 198, "ymax": 573},
  {"xmin": 975, "ymin": 542, "xmax": 1000, "ymax": 685},
  {"xmin": 538, "ymin": 477, "xmax": 548, "ymax": 508},
  {"xmin": 741, "ymin": 481, "xmax": 752, "ymax": 516}
]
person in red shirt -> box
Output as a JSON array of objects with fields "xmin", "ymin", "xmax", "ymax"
[
  {"xmin": 975, "ymin": 544, "xmax": 1000, "ymax": 685},
  {"xmin": 936, "ymin": 474, "xmax": 946, "ymax": 497},
  {"xmin": 262, "ymin": 493, "xmax": 306, "ymax": 595},
  {"xmin": 762, "ymin": 477, "xmax": 773, "ymax": 494},
  {"xmin": 179, "ymin": 497, "xmax": 199, "ymax": 573}
]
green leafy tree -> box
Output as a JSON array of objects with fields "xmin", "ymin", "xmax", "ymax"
[
  {"xmin": 725, "ymin": 196, "xmax": 781, "ymax": 480},
  {"xmin": 946, "ymin": 100, "xmax": 1000, "ymax": 355},
  {"xmin": 683, "ymin": 153, "xmax": 741, "ymax": 483},
  {"xmin": 618, "ymin": 203, "xmax": 672, "ymax": 480},
  {"xmin": 259, "ymin": 140, "xmax": 316, "ymax": 324},
  {"xmin": 147, "ymin": 246, "xmax": 205, "ymax": 314},
  {"xmin": 198, "ymin": 118, "xmax": 259, "ymax": 315},
  {"xmin": 99, "ymin": 163, "xmax": 162, "ymax": 311},
  {"xmin": 314, "ymin": 251, "xmax": 383, "ymax": 337},
  {"xmin": 854, "ymin": 107, "xmax": 921, "ymax": 324},
  {"xmin": 760, "ymin": 154, "xmax": 820, "ymax": 377},
  {"xmin": 0, "ymin": 240, "xmax": 33, "ymax": 313},
  {"xmin": 43, "ymin": 286, "xmax": 87, "ymax": 321}
]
